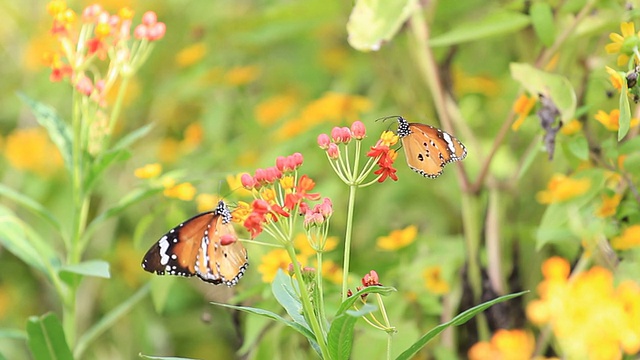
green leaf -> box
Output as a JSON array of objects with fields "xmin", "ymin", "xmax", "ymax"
[
  {"xmin": 271, "ymin": 270, "xmax": 311, "ymax": 331},
  {"xmin": 328, "ymin": 303, "xmax": 377, "ymax": 360},
  {"xmin": 150, "ymin": 276, "xmax": 176, "ymax": 314},
  {"xmin": 75, "ymin": 284, "xmax": 150, "ymax": 358},
  {"xmin": 335, "ymin": 285, "xmax": 396, "ymax": 318},
  {"xmin": 211, "ymin": 302, "xmax": 318, "ymax": 346},
  {"xmin": 0, "ymin": 206, "xmax": 47, "ymax": 274},
  {"xmin": 619, "ymin": 136, "xmax": 640, "ymax": 154},
  {"xmin": 139, "ymin": 355, "xmax": 199, "ymax": 360},
  {"xmin": 619, "ymin": 77, "xmax": 631, "ymax": 141},
  {"xmin": 112, "ymin": 124, "xmax": 154, "ymax": 150},
  {"xmin": 530, "ymin": 2, "xmax": 555, "ymax": 47},
  {"xmin": 59, "ymin": 260, "xmax": 111, "ymax": 284},
  {"xmin": 347, "ymin": 0, "xmax": 419, "ymax": 51},
  {"xmin": 395, "ymin": 291, "xmax": 528, "ymax": 360},
  {"xmin": 26, "ymin": 313, "xmax": 73, "ymax": 360},
  {"xmin": 0, "ymin": 329, "xmax": 27, "ymax": 340},
  {"xmin": 0, "ymin": 183, "xmax": 62, "ymax": 233},
  {"xmin": 17, "ymin": 93, "xmax": 73, "ymax": 173},
  {"xmin": 429, "ymin": 11, "xmax": 530, "ymax": 47},
  {"xmin": 510, "ymin": 62, "xmax": 577, "ymax": 122},
  {"xmin": 84, "ymin": 149, "xmax": 131, "ymax": 193},
  {"xmin": 565, "ymin": 136, "xmax": 589, "ymax": 161}
]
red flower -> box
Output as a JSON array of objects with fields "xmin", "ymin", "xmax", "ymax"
[
  {"xmin": 367, "ymin": 141, "xmax": 389, "ymax": 158},
  {"xmin": 373, "ymin": 150, "xmax": 398, "ymax": 183}
]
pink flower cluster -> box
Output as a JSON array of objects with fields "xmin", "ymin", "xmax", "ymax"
[
  {"xmin": 317, "ymin": 121, "xmax": 367, "ymax": 159},
  {"xmin": 301, "ymin": 197, "xmax": 333, "ymax": 228},
  {"xmin": 241, "ymin": 152, "xmax": 304, "ymax": 189},
  {"xmin": 134, "ymin": 11, "xmax": 167, "ymax": 41}
]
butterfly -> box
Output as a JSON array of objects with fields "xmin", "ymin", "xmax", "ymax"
[
  {"xmin": 141, "ymin": 200, "xmax": 248, "ymax": 286},
  {"xmin": 394, "ymin": 116, "xmax": 467, "ymax": 178}
]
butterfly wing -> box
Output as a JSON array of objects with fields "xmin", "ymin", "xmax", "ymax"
[
  {"xmin": 399, "ymin": 121, "xmax": 467, "ymax": 178},
  {"xmin": 141, "ymin": 201, "xmax": 248, "ymax": 286}
]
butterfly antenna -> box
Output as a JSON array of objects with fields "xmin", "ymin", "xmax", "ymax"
[{"xmin": 374, "ymin": 115, "xmax": 403, "ymax": 123}]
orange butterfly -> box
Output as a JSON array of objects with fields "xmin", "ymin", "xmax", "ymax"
[
  {"xmin": 395, "ymin": 116, "xmax": 467, "ymax": 178},
  {"xmin": 141, "ymin": 200, "xmax": 248, "ymax": 286}
]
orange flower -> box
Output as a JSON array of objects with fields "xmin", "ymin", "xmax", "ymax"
[
  {"xmin": 595, "ymin": 193, "xmax": 622, "ymax": 218},
  {"xmin": 422, "ymin": 265, "xmax": 450, "ymax": 295},
  {"xmin": 224, "ymin": 65, "xmax": 260, "ymax": 86},
  {"xmin": 611, "ymin": 225, "xmax": 640, "ymax": 250},
  {"xmin": 511, "ymin": 94, "xmax": 537, "ymax": 131},
  {"xmin": 536, "ymin": 174, "xmax": 591, "ymax": 204},
  {"xmin": 605, "ymin": 22, "xmax": 640, "ymax": 66},
  {"xmin": 255, "ymin": 94, "xmax": 297, "ymax": 126},
  {"xmin": 560, "ymin": 119, "xmax": 582, "ymax": 135},
  {"xmin": 605, "ymin": 66, "xmax": 624, "ymax": 91},
  {"xmin": 468, "ymin": 329, "xmax": 535, "ymax": 360},
  {"xmin": 134, "ymin": 163, "xmax": 161, "ymax": 179},
  {"xmin": 594, "ymin": 109, "xmax": 640, "ymax": 131},
  {"xmin": 4, "ymin": 127, "xmax": 63, "ymax": 176},
  {"xmin": 376, "ymin": 225, "xmax": 417, "ymax": 250},
  {"xmin": 163, "ymin": 182, "xmax": 196, "ymax": 201}
]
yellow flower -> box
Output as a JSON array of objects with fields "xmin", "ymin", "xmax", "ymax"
[
  {"xmin": 560, "ymin": 119, "xmax": 582, "ymax": 135},
  {"xmin": 181, "ymin": 122, "xmax": 203, "ymax": 152},
  {"xmin": 511, "ymin": 94, "xmax": 537, "ymax": 131},
  {"xmin": 320, "ymin": 260, "xmax": 342, "ymax": 285},
  {"xmin": 376, "ymin": 225, "xmax": 418, "ymax": 250},
  {"xmin": 257, "ymin": 249, "xmax": 304, "ymax": 283},
  {"xmin": 606, "ymin": 66, "xmax": 624, "ymax": 91},
  {"xmin": 134, "ymin": 163, "xmax": 162, "ymax": 179},
  {"xmin": 612, "ymin": 225, "xmax": 640, "ymax": 250},
  {"xmin": 225, "ymin": 173, "xmax": 253, "ymax": 198},
  {"xmin": 595, "ymin": 193, "xmax": 622, "ymax": 218},
  {"xmin": 157, "ymin": 138, "xmax": 180, "ymax": 164},
  {"xmin": 4, "ymin": 127, "xmax": 63, "ymax": 176},
  {"xmin": 279, "ymin": 175, "xmax": 295, "ymax": 191},
  {"xmin": 196, "ymin": 193, "xmax": 219, "ymax": 213},
  {"xmin": 175, "ymin": 43, "xmax": 207, "ymax": 68},
  {"xmin": 47, "ymin": 0, "xmax": 67, "ymax": 16},
  {"xmin": 260, "ymin": 188, "xmax": 277, "ymax": 204},
  {"xmin": 293, "ymin": 233, "xmax": 338, "ymax": 258},
  {"xmin": 536, "ymin": 174, "xmax": 591, "ymax": 204},
  {"xmin": 526, "ymin": 257, "xmax": 640, "ymax": 359},
  {"xmin": 422, "ymin": 265, "xmax": 450, "ymax": 295},
  {"xmin": 605, "ymin": 22, "xmax": 640, "ymax": 66},
  {"xmin": 255, "ymin": 94, "xmax": 297, "ymax": 126},
  {"xmin": 163, "ymin": 182, "xmax": 196, "ymax": 201},
  {"xmin": 224, "ymin": 65, "xmax": 260, "ymax": 86},
  {"xmin": 468, "ymin": 329, "xmax": 535, "ymax": 360},
  {"xmin": 379, "ymin": 130, "xmax": 399, "ymax": 147},
  {"xmin": 231, "ymin": 201, "xmax": 251, "ymax": 224},
  {"xmin": 594, "ymin": 109, "xmax": 640, "ymax": 131},
  {"xmin": 452, "ymin": 66, "xmax": 500, "ymax": 97},
  {"xmin": 118, "ymin": 7, "xmax": 134, "ymax": 20}
]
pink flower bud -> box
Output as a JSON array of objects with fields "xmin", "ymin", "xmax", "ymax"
[
  {"xmin": 253, "ymin": 199, "xmax": 270, "ymax": 213},
  {"xmin": 298, "ymin": 201, "xmax": 310, "ymax": 215},
  {"xmin": 351, "ymin": 120, "xmax": 366, "ymax": 140},
  {"xmin": 95, "ymin": 80, "xmax": 105, "ymax": 92},
  {"xmin": 327, "ymin": 143, "xmax": 339, "ymax": 159},
  {"xmin": 316, "ymin": 197, "xmax": 333, "ymax": 218},
  {"xmin": 304, "ymin": 212, "xmax": 324, "ymax": 228},
  {"xmin": 264, "ymin": 167, "xmax": 282, "ymax": 183},
  {"xmin": 341, "ymin": 127, "xmax": 352, "ymax": 144},
  {"xmin": 275, "ymin": 156, "xmax": 287, "ymax": 172},
  {"xmin": 133, "ymin": 24, "xmax": 148, "ymax": 40},
  {"xmin": 141, "ymin": 11, "xmax": 157, "ymax": 26},
  {"xmin": 220, "ymin": 234, "xmax": 237, "ymax": 246},
  {"xmin": 147, "ymin": 22, "xmax": 166, "ymax": 41},
  {"xmin": 241, "ymin": 173, "xmax": 255, "ymax": 189},
  {"xmin": 331, "ymin": 127, "xmax": 342, "ymax": 143},
  {"xmin": 362, "ymin": 270, "xmax": 380, "ymax": 287},
  {"xmin": 254, "ymin": 168, "xmax": 267, "ymax": 184},
  {"xmin": 108, "ymin": 15, "xmax": 120, "ymax": 27},
  {"xmin": 82, "ymin": 4, "xmax": 102, "ymax": 22},
  {"xmin": 75, "ymin": 75, "xmax": 93, "ymax": 96},
  {"xmin": 291, "ymin": 152, "xmax": 303, "ymax": 169},
  {"xmin": 317, "ymin": 133, "xmax": 331, "ymax": 149}
]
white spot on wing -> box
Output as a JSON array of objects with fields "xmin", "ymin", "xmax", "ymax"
[{"xmin": 158, "ymin": 236, "xmax": 170, "ymax": 265}]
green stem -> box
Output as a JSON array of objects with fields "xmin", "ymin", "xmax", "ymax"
[
  {"xmin": 316, "ymin": 251, "xmax": 326, "ymax": 334},
  {"xmin": 106, "ymin": 76, "xmax": 131, "ymax": 145},
  {"xmin": 341, "ymin": 184, "xmax": 358, "ymax": 302},
  {"xmin": 285, "ymin": 245, "xmax": 330, "ymax": 358}
]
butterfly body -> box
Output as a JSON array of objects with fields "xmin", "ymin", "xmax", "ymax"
[
  {"xmin": 396, "ymin": 116, "xmax": 467, "ymax": 178},
  {"xmin": 141, "ymin": 201, "xmax": 248, "ymax": 286}
]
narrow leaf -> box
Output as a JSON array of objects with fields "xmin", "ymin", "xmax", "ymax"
[
  {"xmin": 85, "ymin": 149, "xmax": 131, "ymax": 193},
  {"xmin": 619, "ymin": 78, "xmax": 631, "ymax": 141},
  {"xmin": 0, "ymin": 184, "xmax": 61, "ymax": 233},
  {"xmin": 139, "ymin": 355, "xmax": 199, "ymax": 360},
  {"xmin": 26, "ymin": 313, "xmax": 73, "ymax": 360},
  {"xmin": 0, "ymin": 206, "xmax": 47, "ymax": 274},
  {"xmin": 328, "ymin": 303, "xmax": 377, "ymax": 360},
  {"xmin": 530, "ymin": 2, "xmax": 555, "ymax": 47},
  {"xmin": 510, "ymin": 63, "xmax": 577, "ymax": 122},
  {"xmin": 17, "ymin": 93, "xmax": 73, "ymax": 172},
  {"xmin": 271, "ymin": 270, "xmax": 311, "ymax": 331},
  {"xmin": 0, "ymin": 329, "xmax": 27, "ymax": 340},
  {"xmin": 395, "ymin": 291, "xmax": 528, "ymax": 360},
  {"xmin": 112, "ymin": 124, "xmax": 154, "ymax": 150},
  {"xmin": 429, "ymin": 11, "xmax": 530, "ymax": 47},
  {"xmin": 335, "ymin": 285, "xmax": 396, "ymax": 317},
  {"xmin": 59, "ymin": 260, "xmax": 111, "ymax": 283},
  {"xmin": 347, "ymin": 0, "xmax": 419, "ymax": 51}
]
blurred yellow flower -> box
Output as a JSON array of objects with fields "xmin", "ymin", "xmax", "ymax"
[
  {"xmin": 157, "ymin": 138, "xmax": 181, "ymax": 164},
  {"xmin": 258, "ymin": 248, "xmax": 303, "ymax": 283},
  {"xmin": 320, "ymin": 260, "xmax": 342, "ymax": 285},
  {"xmin": 4, "ymin": 127, "xmax": 63, "ymax": 176},
  {"xmin": 226, "ymin": 173, "xmax": 253, "ymax": 197},
  {"xmin": 594, "ymin": 109, "xmax": 640, "ymax": 131},
  {"xmin": 231, "ymin": 201, "xmax": 251, "ymax": 224},
  {"xmin": 255, "ymin": 94, "xmax": 297, "ymax": 126},
  {"xmin": 468, "ymin": 329, "xmax": 535, "ymax": 360},
  {"xmin": 181, "ymin": 122, "xmax": 203, "ymax": 152},
  {"xmin": 536, "ymin": 174, "xmax": 590, "ymax": 204},
  {"xmin": 452, "ymin": 67, "xmax": 500, "ymax": 97},
  {"xmin": 605, "ymin": 22, "xmax": 640, "ymax": 66},
  {"xmin": 422, "ymin": 265, "xmax": 450, "ymax": 295},
  {"xmin": 196, "ymin": 193, "xmax": 219, "ymax": 212},
  {"xmin": 605, "ymin": 66, "xmax": 624, "ymax": 91},
  {"xmin": 134, "ymin": 163, "xmax": 162, "ymax": 179},
  {"xmin": 293, "ymin": 233, "xmax": 338, "ymax": 258},
  {"xmin": 376, "ymin": 225, "xmax": 417, "ymax": 250},
  {"xmin": 611, "ymin": 225, "xmax": 640, "ymax": 250},
  {"xmin": 560, "ymin": 119, "xmax": 582, "ymax": 135},
  {"xmin": 175, "ymin": 42, "xmax": 207, "ymax": 68},
  {"xmin": 511, "ymin": 94, "xmax": 537, "ymax": 131},
  {"xmin": 595, "ymin": 193, "xmax": 622, "ymax": 218},
  {"xmin": 224, "ymin": 65, "xmax": 260, "ymax": 86},
  {"xmin": 163, "ymin": 182, "xmax": 196, "ymax": 201},
  {"xmin": 527, "ymin": 257, "xmax": 640, "ymax": 359}
]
